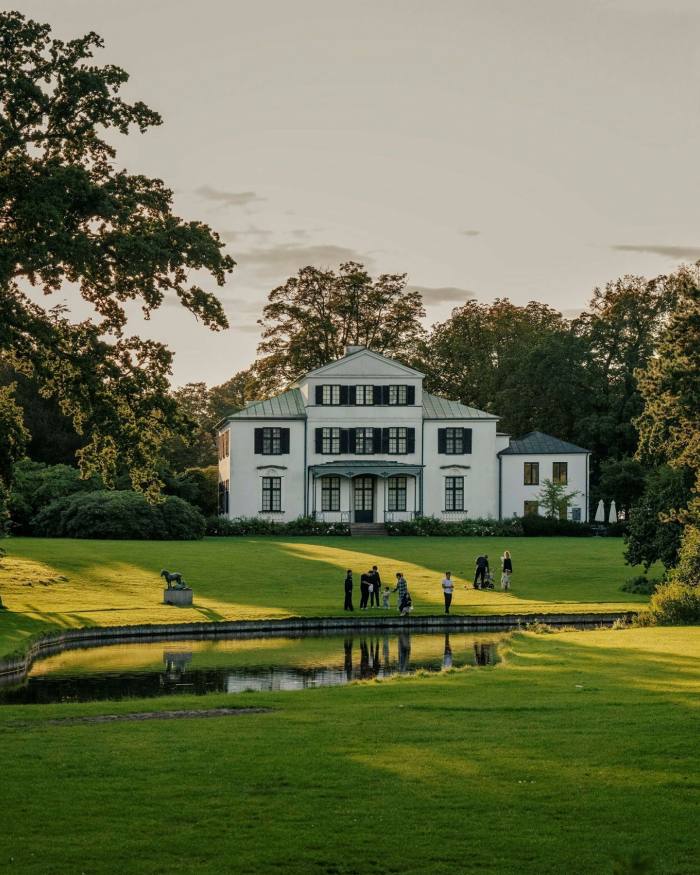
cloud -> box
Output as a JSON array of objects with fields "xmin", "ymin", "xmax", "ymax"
[
  {"xmin": 410, "ymin": 285, "xmax": 475, "ymax": 305},
  {"xmin": 461, "ymin": 230, "xmax": 480, "ymax": 237},
  {"xmin": 220, "ymin": 226, "xmax": 273, "ymax": 243},
  {"xmin": 195, "ymin": 186, "xmax": 265, "ymax": 207},
  {"xmin": 611, "ymin": 244, "xmax": 700, "ymax": 261},
  {"xmin": 235, "ymin": 323, "xmax": 262, "ymax": 334},
  {"xmin": 237, "ymin": 243, "xmax": 372, "ymax": 279}
]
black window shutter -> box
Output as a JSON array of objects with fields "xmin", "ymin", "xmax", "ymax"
[
  {"xmin": 382, "ymin": 385, "xmax": 390, "ymax": 405},
  {"xmin": 437, "ymin": 428, "xmax": 447, "ymax": 454},
  {"xmin": 348, "ymin": 429, "xmax": 357, "ymax": 453},
  {"xmin": 339, "ymin": 385, "xmax": 349, "ymax": 405},
  {"xmin": 315, "ymin": 428, "xmax": 323, "ymax": 453},
  {"xmin": 349, "ymin": 386, "xmax": 357, "ymax": 405},
  {"xmin": 406, "ymin": 428, "xmax": 416, "ymax": 454},
  {"xmin": 463, "ymin": 427, "xmax": 472, "ymax": 454},
  {"xmin": 382, "ymin": 428, "xmax": 390, "ymax": 452},
  {"xmin": 340, "ymin": 429, "xmax": 349, "ymax": 453},
  {"xmin": 254, "ymin": 428, "xmax": 263, "ymax": 454},
  {"xmin": 280, "ymin": 428, "xmax": 290, "ymax": 454},
  {"xmin": 406, "ymin": 385, "xmax": 415, "ymax": 405},
  {"xmin": 315, "ymin": 385, "xmax": 323, "ymax": 404},
  {"xmin": 373, "ymin": 385, "xmax": 382, "ymax": 405},
  {"xmin": 372, "ymin": 427, "xmax": 382, "ymax": 455}
]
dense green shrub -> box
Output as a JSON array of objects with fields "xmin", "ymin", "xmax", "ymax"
[
  {"xmin": 9, "ymin": 460, "xmax": 101, "ymax": 534},
  {"xmin": 605, "ymin": 520, "xmax": 629, "ymax": 537},
  {"xmin": 621, "ymin": 575, "xmax": 661, "ymax": 595},
  {"xmin": 518, "ymin": 515, "xmax": 593, "ymax": 537},
  {"xmin": 205, "ymin": 515, "xmax": 350, "ymax": 537},
  {"xmin": 32, "ymin": 491, "xmax": 205, "ymax": 540},
  {"xmin": 648, "ymin": 581, "xmax": 700, "ymax": 625},
  {"xmin": 385, "ymin": 516, "xmax": 524, "ymax": 537}
]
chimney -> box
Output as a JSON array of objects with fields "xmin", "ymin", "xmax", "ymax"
[{"xmin": 345, "ymin": 344, "xmax": 365, "ymax": 356}]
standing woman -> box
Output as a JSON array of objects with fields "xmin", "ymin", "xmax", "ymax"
[
  {"xmin": 344, "ymin": 569, "xmax": 354, "ymax": 611},
  {"xmin": 501, "ymin": 551, "xmax": 513, "ymax": 590}
]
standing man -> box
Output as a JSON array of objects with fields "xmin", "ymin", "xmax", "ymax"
[
  {"xmin": 474, "ymin": 554, "xmax": 489, "ymax": 589},
  {"xmin": 359, "ymin": 569, "xmax": 371, "ymax": 609},
  {"xmin": 344, "ymin": 569, "xmax": 354, "ymax": 611},
  {"xmin": 442, "ymin": 571, "xmax": 454, "ymax": 614},
  {"xmin": 370, "ymin": 565, "xmax": 382, "ymax": 608}
]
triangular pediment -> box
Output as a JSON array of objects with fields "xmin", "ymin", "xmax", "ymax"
[{"xmin": 300, "ymin": 349, "xmax": 424, "ymax": 381}]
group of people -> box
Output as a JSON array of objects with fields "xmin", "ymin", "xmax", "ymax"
[{"xmin": 343, "ymin": 551, "xmax": 514, "ymax": 616}]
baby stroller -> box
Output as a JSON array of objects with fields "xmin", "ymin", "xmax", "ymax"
[
  {"xmin": 482, "ymin": 570, "xmax": 495, "ymax": 590},
  {"xmin": 399, "ymin": 592, "xmax": 413, "ymax": 616}
]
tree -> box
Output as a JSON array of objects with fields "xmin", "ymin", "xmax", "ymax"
[
  {"xmin": 0, "ymin": 383, "xmax": 27, "ymax": 532},
  {"xmin": 596, "ymin": 457, "xmax": 648, "ymax": 517},
  {"xmin": 537, "ymin": 479, "xmax": 580, "ymax": 519},
  {"xmin": 634, "ymin": 267, "xmax": 700, "ymax": 584},
  {"xmin": 255, "ymin": 262, "xmax": 426, "ymax": 394},
  {"xmin": 0, "ymin": 11, "xmax": 234, "ymax": 507}
]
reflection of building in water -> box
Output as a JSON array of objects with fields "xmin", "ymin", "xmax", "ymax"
[
  {"xmin": 442, "ymin": 634, "xmax": 453, "ymax": 670},
  {"xmin": 473, "ymin": 643, "xmax": 492, "ymax": 666},
  {"xmin": 162, "ymin": 652, "xmax": 193, "ymax": 682},
  {"xmin": 398, "ymin": 632, "xmax": 411, "ymax": 673}
]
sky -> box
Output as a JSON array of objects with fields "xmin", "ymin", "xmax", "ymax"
[{"xmin": 18, "ymin": 0, "xmax": 700, "ymax": 387}]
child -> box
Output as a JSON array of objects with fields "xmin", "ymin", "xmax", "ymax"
[{"xmin": 382, "ymin": 586, "xmax": 391, "ymax": 609}]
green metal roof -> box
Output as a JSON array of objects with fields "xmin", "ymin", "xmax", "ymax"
[
  {"xmin": 499, "ymin": 430, "xmax": 590, "ymax": 455},
  {"xmin": 422, "ymin": 391, "xmax": 497, "ymax": 420},
  {"xmin": 225, "ymin": 388, "xmax": 306, "ymax": 420},
  {"xmin": 310, "ymin": 461, "xmax": 423, "ymax": 478}
]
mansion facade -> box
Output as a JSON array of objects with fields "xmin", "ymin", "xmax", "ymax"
[{"xmin": 216, "ymin": 347, "xmax": 591, "ymax": 524}]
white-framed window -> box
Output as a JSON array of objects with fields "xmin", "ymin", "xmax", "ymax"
[
  {"xmin": 322, "ymin": 427, "xmax": 341, "ymax": 454},
  {"xmin": 388, "ymin": 476, "xmax": 407, "ymax": 512},
  {"xmin": 388, "ymin": 427, "xmax": 407, "ymax": 454},
  {"xmin": 388, "ymin": 385, "xmax": 407, "ymax": 405},
  {"xmin": 524, "ymin": 462, "xmax": 539, "ymax": 485},
  {"xmin": 321, "ymin": 476, "xmax": 341, "ymax": 512},
  {"xmin": 262, "ymin": 427, "xmax": 282, "ymax": 455},
  {"xmin": 322, "ymin": 385, "xmax": 341, "ymax": 405},
  {"xmin": 553, "ymin": 462, "xmax": 568, "ymax": 485},
  {"xmin": 445, "ymin": 476, "xmax": 464, "ymax": 511},
  {"xmin": 571, "ymin": 507, "xmax": 581, "ymax": 522},
  {"xmin": 262, "ymin": 477, "xmax": 282, "ymax": 512},
  {"xmin": 355, "ymin": 385, "xmax": 374, "ymax": 405},
  {"xmin": 355, "ymin": 427, "xmax": 374, "ymax": 454}
]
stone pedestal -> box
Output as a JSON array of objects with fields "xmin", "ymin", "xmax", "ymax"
[{"xmin": 163, "ymin": 587, "xmax": 193, "ymax": 606}]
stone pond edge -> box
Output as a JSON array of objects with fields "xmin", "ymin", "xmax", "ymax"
[{"xmin": 0, "ymin": 610, "xmax": 636, "ymax": 685}]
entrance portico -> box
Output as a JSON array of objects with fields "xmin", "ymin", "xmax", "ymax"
[{"xmin": 309, "ymin": 461, "xmax": 423, "ymax": 523}]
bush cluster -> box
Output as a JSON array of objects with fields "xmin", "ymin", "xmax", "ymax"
[
  {"xmin": 647, "ymin": 581, "xmax": 700, "ymax": 625},
  {"xmin": 385, "ymin": 516, "xmax": 524, "ymax": 537},
  {"xmin": 32, "ymin": 491, "xmax": 206, "ymax": 540},
  {"xmin": 205, "ymin": 515, "xmax": 350, "ymax": 537},
  {"xmin": 620, "ymin": 575, "xmax": 661, "ymax": 595},
  {"xmin": 519, "ymin": 515, "xmax": 594, "ymax": 537}
]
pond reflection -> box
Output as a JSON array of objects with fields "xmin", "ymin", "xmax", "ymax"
[{"xmin": 0, "ymin": 631, "xmax": 499, "ymax": 705}]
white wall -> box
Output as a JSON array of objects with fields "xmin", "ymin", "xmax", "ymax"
[
  {"xmin": 422, "ymin": 420, "xmax": 500, "ymax": 519},
  {"xmin": 499, "ymin": 453, "xmax": 589, "ymax": 521}
]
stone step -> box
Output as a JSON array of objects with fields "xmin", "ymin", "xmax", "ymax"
[{"xmin": 349, "ymin": 523, "xmax": 388, "ymax": 537}]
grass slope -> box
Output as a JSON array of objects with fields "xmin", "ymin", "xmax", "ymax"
[
  {"xmin": 1, "ymin": 627, "xmax": 698, "ymax": 874},
  {"xmin": 0, "ymin": 536, "xmax": 649, "ymax": 658}
]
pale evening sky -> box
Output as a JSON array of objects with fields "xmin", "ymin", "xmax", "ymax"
[{"xmin": 18, "ymin": 0, "xmax": 700, "ymax": 386}]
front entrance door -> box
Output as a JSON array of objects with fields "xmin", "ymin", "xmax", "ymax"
[{"xmin": 354, "ymin": 476, "xmax": 374, "ymax": 523}]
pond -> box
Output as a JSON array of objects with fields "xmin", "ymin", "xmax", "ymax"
[{"xmin": 0, "ymin": 631, "xmax": 501, "ymax": 705}]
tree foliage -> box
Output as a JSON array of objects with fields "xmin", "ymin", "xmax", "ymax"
[
  {"xmin": 0, "ymin": 11, "xmax": 234, "ymax": 506},
  {"xmin": 254, "ymin": 262, "xmax": 426, "ymax": 394},
  {"xmin": 537, "ymin": 478, "xmax": 580, "ymax": 519}
]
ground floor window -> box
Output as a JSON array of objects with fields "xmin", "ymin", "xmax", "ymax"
[
  {"xmin": 262, "ymin": 477, "xmax": 282, "ymax": 512},
  {"xmin": 571, "ymin": 506, "xmax": 581, "ymax": 522},
  {"xmin": 218, "ymin": 479, "xmax": 229, "ymax": 514},
  {"xmin": 524, "ymin": 500, "xmax": 539, "ymax": 516},
  {"xmin": 445, "ymin": 476, "xmax": 464, "ymax": 511},
  {"xmin": 321, "ymin": 476, "xmax": 341, "ymax": 511},
  {"xmin": 388, "ymin": 476, "xmax": 407, "ymax": 511}
]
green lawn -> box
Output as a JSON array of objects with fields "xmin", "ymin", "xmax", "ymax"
[
  {"xmin": 1, "ymin": 626, "xmax": 698, "ymax": 874},
  {"xmin": 0, "ymin": 536, "xmax": 650, "ymax": 659}
]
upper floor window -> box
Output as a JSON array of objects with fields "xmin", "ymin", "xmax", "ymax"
[
  {"xmin": 321, "ymin": 385, "xmax": 341, "ymax": 405},
  {"xmin": 524, "ymin": 462, "xmax": 539, "ymax": 485},
  {"xmin": 217, "ymin": 430, "xmax": 230, "ymax": 460},
  {"xmin": 552, "ymin": 462, "xmax": 568, "ymax": 485},
  {"xmin": 388, "ymin": 427, "xmax": 408, "ymax": 454},
  {"xmin": 321, "ymin": 427, "xmax": 341, "ymax": 454},
  {"xmin": 254, "ymin": 427, "xmax": 289, "ymax": 455},
  {"xmin": 437, "ymin": 427, "xmax": 472, "ymax": 454},
  {"xmin": 355, "ymin": 385, "xmax": 374, "ymax": 405},
  {"xmin": 388, "ymin": 385, "xmax": 408, "ymax": 405},
  {"xmin": 355, "ymin": 427, "xmax": 375, "ymax": 455}
]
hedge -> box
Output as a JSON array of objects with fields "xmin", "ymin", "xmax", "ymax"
[
  {"xmin": 385, "ymin": 516, "xmax": 525, "ymax": 537},
  {"xmin": 32, "ymin": 491, "xmax": 206, "ymax": 540},
  {"xmin": 205, "ymin": 515, "xmax": 350, "ymax": 537}
]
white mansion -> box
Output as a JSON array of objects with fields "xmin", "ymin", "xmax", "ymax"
[{"xmin": 216, "ymin": 347, "xmax": 591, "ymax": 525}]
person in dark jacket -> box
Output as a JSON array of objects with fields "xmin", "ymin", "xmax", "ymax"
[
  {"xmin": 474, "ymin": 554, "xmax": 489, "ymax": 589},
  {"xmin": 359, "ymin": 570, "xmax": 371, "ymax": 609},
  {"xmin": 344, "ymin": 570, "xmax": 354, "ymax": 611},
  {"xmin": 369, "ymin": 565, "xmax": 381, "ymax": 607},
  {"xmin": 501, "ymin": 550, "xmax": 513, "ymax": 590}
]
